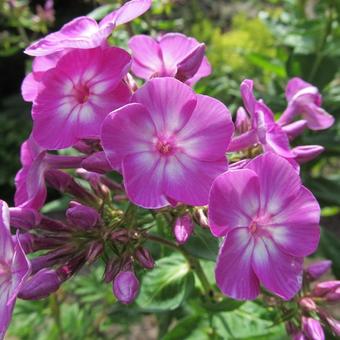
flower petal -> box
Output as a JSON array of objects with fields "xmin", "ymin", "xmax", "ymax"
[
  {"xmin": 215, "ymin": 227, "xmax": 260, "ymax": 300},
  {"xmin": 252, "ymin": 236, "xmax": 303, "ymax": 300},
  {"xmin": 177, "ymin": 94, "xmax": 233, "ymax": 161},
  {"xmin": 163, "ymin": 153, "xmax": 227, "ymax": 206},
  {"xmin": 246, "ymin": 153, "xmax": 301, "ymax": 215},
  {"xmin": 208, "ymin": 169, "xmax": 260, "ymax": 237},
  {"xmin": 122, "ymin": 152, "xmax": 168, "ymax": 208},
  {"xmin": 132, "ymin": 77, "xmax": 197, "ymax": 134}
]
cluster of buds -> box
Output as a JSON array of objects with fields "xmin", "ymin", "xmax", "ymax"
[
  {"xmin": 286, "ymin": 261, "xmax": 340, "ymax": 339},
  {"xmin": 0, "ymin": 0, "xmax": 337, "ymax": 338}
]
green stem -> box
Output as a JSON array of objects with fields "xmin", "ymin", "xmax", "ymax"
[
  {"xmin": 146, "ymin": 234, "xmax": 213, "ymax": 297},
  {"xmin": 50, "ymin": 293, "xmax": 64, "ymax": 340}
]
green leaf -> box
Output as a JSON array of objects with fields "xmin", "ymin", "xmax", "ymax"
[
  {"xmin": 213, "ymin": 302, "xmax": 286, "ymax": 339},
  {"xmin": 203, "ymin": 298, "xmax": 244, "ymax": 313},
  {"xmin": 183, "ymin": 227, "xmax": 219, "ymax": 261},
  {"xmin": 87, "ymin": 4, "xmax": 116, "ymax": 20},
  {"xmin": 137, "ymin": 254, "xmax": 194, "ymax": 311},
  {"xmin": 246, "ymin": 53, "xmax": 286, "ymax": 78},
  {"xmin": 162, "ymin": 315, "xmax": 211, "ymax": 340}
]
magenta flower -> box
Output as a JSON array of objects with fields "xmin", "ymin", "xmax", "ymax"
[
  {"xmin": 208, "ymin": 152, "xmax": 320, "ymax": 300},
  {"xmin": 278, "ymin": 77, "xmax": 334, "ymax": 130},
  {"xmin": 32, "ymin": 47, "xmax": 131, "ymax": 149},
  {"xmin": 101, "ymin": 77, "xmax": 233, "ymax": 208},
  {"xmin": 25, "ymin": 0, "xmax": 152, "ymax": 56},
  {"xmin": 15, "ymin": 137, "xmax": 83, "ymax": 209},
  {"xmin": 128, "ymin": 33, "xmax": 211, "ymax": 85},
  {"xmin": 228, "ymin": 79, "xmax": 294, "ymax": 159},
  {"xmin": 0, "ymin": 201, "xmax": 31, "ymax": 339}
]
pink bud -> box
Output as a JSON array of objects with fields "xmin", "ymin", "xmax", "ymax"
[
  {"xmin": 292, "ymin": 145, "xmax": 324, "ymax": 164},
  {"xmin": 306, "ymin": 260, "xmax": 332, "ymax": 280},
  {"xmin": 312, "ymin": 281, "xmax": 340, "ymax": 297},
  {"xmin": 299, "ymin": 297, "xmax": 317, "ymax": 312},
  {"xmin": 135, "ymin": 247, "xmax": 154, "ymax": 269},
  {"xmin": 235, "ymin": 107, "xmax": 251, "ymax": 134},
  {"xmin": 9, "ymin": 207, "xmax": 41, "ymax": 229},
  {"xmin": 45, "ymin": 169, "xmax": 73, "ymax": 191},
  {"xmin": 302, "ymin": 317, "xmax": 325, "ymax": 340},
  {"xmin": 111, "ymin": 229, "xmax": 129, "ymax": 243},
  {"xmin": 173, "ymin": 214, "xmax": 194, "ymax": 244},
  {"xmin": 325, "ymin": 317, "xmax": 340, "ymax": 336},
  {"xmin": 113, "ymin": 271, "xmax": 139, "ymax": 304},
  {"xmin": 86, "ymin": 241, "xmax": 103, "ymax": 264},
  {"xmin": 18, "ymin": 268, "xmax": 61, "ymax": 300},
  {"xmin": 324, "ymin": 286, "xmax": 340, "ymax": 302},
  {"xmin": 176, "ymin": 44, "xmax": 205, "ymax": 82},
  {"xmin": 282, "ymin": 120, "xmax": 307, "ymax": 140},
  {"xmin": 104, "ymin": 258, "xmax": 121, "ymax": 283},
  {"xmin": 66, "ymin": 202, "xmax": 100, "ymax": 229},
  {"xmin": 81, "ymin": 151, "xmax": 113, "ymax": 174}
]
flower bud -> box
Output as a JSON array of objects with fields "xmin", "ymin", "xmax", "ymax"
[
  {"xmin": 306, "ymin": 260, "xmax": 332, "ymax": 280},
  {"xmin": 299, "ymin": 297, "xmax": 317, "ymax": 312},
  {"xmin": 324, "ymin": 286, "xmax": 340, "ymax": 302},
  {"xmin": 104, "ymin": 258, "xmax": 121, "ymax": 283},
  {"xmin": 173, "ymin": 214, "xmax": 194, "ymax": 244},
  {"xmin": 113, "ymin": 271, "xmax": 139, "ymax": 304},
  {"xmin": 81, "ymin": 151, "xmax": 113, "ymax": 174},
  {"xmin": 292, "ymin": 145, "xmax": 324, "ymax": 164},
  {"xmin": 45, "ymin": 169, "xmax": 73, "ymax": 191},
  {"xmin": 66, "ymin": 202, "xmax": 100, "ymax": 229},
  {"xmin": 18, "ymin": 268, "xmax": 61, "ymax": 300},
  {"xmin": 325, "ymin": 317, "xmax": 340, "ymax": 336},
  {"xmin": 312, "ymin": 281, "xmax": 340, "ymax": 297},
  {"xmin": 111, "ymin": 229, "xmax": 129, "ymax": 243},
  {"xmin": 235, "ymin": 107, "xmax": 251, "ymax": 134},
  {"xmin": 134, "ymin": 247, "xmax": 154, "ymax": 269},
  {"xmin": 9, "ymin": 207, "xmax": 41, "ymax": 229},
  {"xmin": 86, "ymin": 241, "xmax": 103, "ymax": 264},
  {"xmin": 302, "ymin": 317, "xmax": 325, "ymax": 340}
]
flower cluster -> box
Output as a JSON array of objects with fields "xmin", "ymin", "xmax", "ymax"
[{"xmin": 0, "ymin": 0, "xmax": 337, "ymax": 338}]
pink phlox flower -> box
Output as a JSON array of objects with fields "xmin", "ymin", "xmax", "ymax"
[
  {"xmin": 208, "ymin": 152, "xmax": 320, "ymax": 300},
  {"xmin": 0, "ymin": 201, "xmax": 31, "ymax": 339},
  {"xmin": 31, "ymin": 46, "xmax": 131, "ymax": 150},
  {"xmin": 278, "ymin": 77, "xmax": 334, "ymax": 130},
  {"xmin": 128, "ymin": 33, "xmax": 211, "ymax": 86},
  {"xmin": 101, "ymin": 77, "xmax": 233, "ymax": 208},
  {"xmin": 25, "ymin": 0, "xmax": 152, "ymax": 56},
  {"xmin": 15, "ymin": 136, "xmax": 84, "ymax": 209}
]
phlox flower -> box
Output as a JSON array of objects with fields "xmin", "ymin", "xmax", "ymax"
[
  {"xmin": 128, "ymin": 33, "xmax": 211, "ymax": 86},
  {"xmin": 101, "ymin": 77, "xmax": 233, "ymax": 208},
  {"xmin": 208, "ymin": 152, "xmax": 320, "ymax": 300},
  {"xmin": 24, "ymin": 0, "xmax": 152, "ymax": 56},
  {"xmin": 228, "ymin": 79, "xmax": 293, "ymax": 159},
  {"xmin": 32, "ymin": 47, "xmax": 131, "ymax": 149},
  {"xmin": 15, "ymin": 137, "xmax": 83, "ymax": 209},
  {"xmin": 0, "ymin": 201, "xmax": 31, "ymax": 339},
  {"xmin": 278, "ymin": 77, "xmax": 334, "ymax": 130}
]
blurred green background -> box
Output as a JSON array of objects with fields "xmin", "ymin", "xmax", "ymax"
[{"xmin": 1, "ymin": 0, "xmax": 340, "ymax": 339}]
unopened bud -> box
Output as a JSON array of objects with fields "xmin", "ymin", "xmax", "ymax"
[
  {"xmin": 302, "ymin": 317, "xmax": 325, "ymax": 340},
  {"xmin": 111, "ymin": 229, "xmax": 129, "ymax": 243},
  {"xmin": 104, "ymin": 258, "xmax": 121, "ymax": 283},
  {"xmin": 325, "ymin": 317, "xmax": 340, "ymax": 336},
  {"xmin": 312, "ymin": 281, "xmax": 340, "ymax": 297},
  {"xmin": 66, "ymin": 202, "xmax": 100, "ymax": 229},
  {"xmin": 81, "ymin": 151, "xmax": 113, "ymax": 174},
  {"xmin": 324, "ymin": 286, "xmax": 340, "ymax": 302},
  {"xmin": 113, "ymin": 271, "xmax": 139, "ymax": 304},
  {"xmin": 86, "ymin": 241, "xmax": 103, "ymax": 264},
  {"xmin": 45, "ymin": 169, "xmax": 73, "ymax": 191},
  {"xmin": 173, "ymin": 214, "xmax": 194, "ymax": 244},
  {"xmin": 135, "ymin": 247, "xmax": 154, "ymax": 269},
  {"xmin": 299, "ymin": 297, "xmax": 317, "ymax": 312},
  {"xmin": 18, "ymin": 268, "xmax": 61, "ymax": 300},
  {"xmin": 306, "ymin": 260, "xmax": 332, "ymax": 280},
  {"xmin": 235, "ymin": 107, "xmax": 251, "ymax": 134},
  {"xmin": 9, "ymin": 207, "xmax": 41, "ymax": 229}
]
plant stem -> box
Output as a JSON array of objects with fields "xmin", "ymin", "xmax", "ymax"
[
  {"xmin": 50, "ymin": 293, "xmax": 64, "ymax": 340},
  {"xmin": 146, "ymin": 234, "xmax": 213, "ymax": 297}
]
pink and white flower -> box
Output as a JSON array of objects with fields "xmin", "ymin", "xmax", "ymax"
[
  {"xmin": 0, "ymin": 201, "xmax": 31, "ymax": 339},
  {"xmin": 25, "ymin": 0, "xmax": 152, "ymax": 56},
  {"xmin": 208, "ymin": 152, "xmax": 320, "ymax": 300},
  {"xmin": 32, "ymin": 47, "xmax": 131, "ymax": 150},
  {"xmin": 101, "ymin": 77, "xmax": 233, "ymax": 208},
  {"xmin": 278, "ymin": 77, "xmax": 334, "ymax": 130},
  {"xmin": 128, "ymin": 33, "xmax": 211, "ymax": 86}
]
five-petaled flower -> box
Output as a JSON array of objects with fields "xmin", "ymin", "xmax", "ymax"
[
  {"xmin": 102, "ymin": 77, "xmax": 234, "ymax": 208},
  {"xmin": 208, "ymin": 152, "xmax": 320, "ymax": 300}
]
